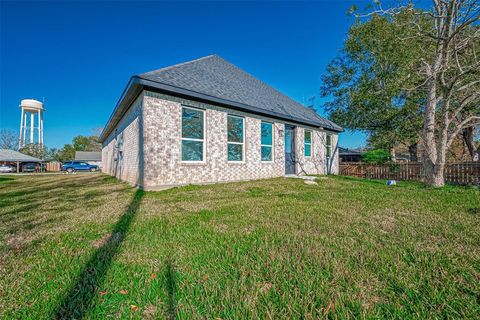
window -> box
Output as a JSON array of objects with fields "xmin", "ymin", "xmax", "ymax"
[
  {"xmin": 261, "ymin": 122, "xmax": 273, "ymax": 161},
  {"xmin": 181, "ymin": 107, "xmax": 205, "ymax": 161},
  {"xmin": 304, "ymin": 130, "xmax": 312, "ymax": 157},
  {"xmin": 227, "ymin": 115, "xmax": 244, "ymax": 161},
  {"xmin": 326, "ymin": 134, "xmax": 332, "ymax": 158}
]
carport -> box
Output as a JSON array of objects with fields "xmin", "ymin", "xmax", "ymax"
[{"xmin": 0, "ymin": 149, "xmax": 42, "ymax": 173}]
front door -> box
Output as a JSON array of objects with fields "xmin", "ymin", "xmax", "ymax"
[{"xmin": 285, "ymin": 125, "xmax": 296, "ymax": 174}]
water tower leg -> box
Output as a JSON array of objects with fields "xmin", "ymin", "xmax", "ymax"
[
  {"xmin": 37, "ymin": 110, "xmax": 41, "ymax": 146},
  {"xmin": 30, "ymin": 112, "xmax": 34, "ymax": 144},
  {"xmin": 18, "ymin": 108, "xmax": 24, "ymax": 149},
  {"xmin": 41, "ymin": 113, "xmax": 44, "ymax": 145},
  {"xmin": 23, "ymin": 113, "xmax": 27, "ymax": 147}
]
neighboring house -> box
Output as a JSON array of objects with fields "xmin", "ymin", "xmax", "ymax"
[
  {"xmin": 100, "ymin": 55, "xmax": 342, "ymax": 190},
  {"xmin": 74, "ymin": 151, "xmax": 102, "ymax": 168},
  {"xmin": 339, "ymin": 147, "xmax": 363, "ymax": 163}
]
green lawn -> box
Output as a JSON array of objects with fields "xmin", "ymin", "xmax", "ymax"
[{"xmin": 0, "ymin": 174, "xmax": 479, "ymax": 319}]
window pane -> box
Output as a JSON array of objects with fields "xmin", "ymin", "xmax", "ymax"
[
  {"xmin": 326, "ymin": 135, "xmax": 332, "ymax": 157},
  {"xmin": 261, "ymin": 146, "xmax": 272, "ymax": 161},
  {"xmin": 261, "ymin": 122, "xmax": 273, "ymax": 145},
  {"xmin": 305, "ymin": 144, "xmax": 311, "ymax": 157},
  {"xmin": 182, "ymin": 140, "xmax": 203, "ymax": 161},
  {"xmin": 227, "ymin": 116, "xmax": 243, "ymax": 143},
  {"xmin": 285, "ymin": 129, "xmax": 292, "ymax": 153},
  {"xmin": 228, "ymin": 143, "xmax": 243, "ymax": 161},
  {"xmin": 182, "ymin": 108, "xmax": 204, "ymax": 139},
  {"xmin": 305, "ymin": 131, "xmax": 312, "ymax": 144}
]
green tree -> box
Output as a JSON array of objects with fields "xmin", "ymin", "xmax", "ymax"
[
  {"xmin": 59, "ymin": 144, "xmax": 76, "ymax": 161},
  {"xmin": 325, "ymin": 1, "xmax": 479, "ymax": 187},
  {"xmin": 47, "ymin": 148, "xmax": 63, "ymax": 162},
  {"xmin": 19, "ymin": 143, "xmax": 47, "ymax": 159},
  {"xmin": 362, "ymin": 149, "xmax": 391, "ymax": 164},
  {"xmin": 320, "ymin": 13, "xmax": 425, "ymax": 161},
  {"xmin": 72, "ymin": 135, "xmax": 101, "ymax": 152}
]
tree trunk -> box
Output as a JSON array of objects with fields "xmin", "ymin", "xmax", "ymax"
[
  {"xmin": 408, "ymin": 143, "xmax": 418, "ymax": 162},
  {"xmin": 424, "ymin": 160, "xmax": 445, "ymax": 187},
  {"xmin": 462, "ymin": 127, "xmax": 479, "ymax": 161},
  {"xmin": 390, "ymin": 148, "xmax": 396, "ymax": 163},
  {"xmin": 422, "ymin": 76, "xmax": 444, "ymax": 187}
]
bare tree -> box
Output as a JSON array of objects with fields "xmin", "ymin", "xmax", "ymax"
[
  {"xmin": 357, "ymin": 0, "xmax": 480, "ymax": 187},
  {"xmin": 0, "ymin": 129, "xmax": 19, "ymax": 150}
]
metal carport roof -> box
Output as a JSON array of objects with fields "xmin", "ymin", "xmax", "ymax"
[{"xmin": 0, "ymin": 149, "xmax": 42, "ymax": 162}]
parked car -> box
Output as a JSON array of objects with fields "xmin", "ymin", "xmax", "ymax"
[
  {"xmin": 22, "ymin": 162, "xmax": 41, "ymax": 172},
  {"xmin": 0, "ymin": 165, "xmax": 16, "ymax": 173},
  {"xmin": 62, "ymin": 161, "xmax": 99, "ymax": 173},
  {"xmin": 22, "ymin": 162, "xmax": 42, "ymax": 172}
]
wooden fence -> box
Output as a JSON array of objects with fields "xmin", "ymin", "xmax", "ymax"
[
  {"xmin": 46, "ymin": 162, "xmax": 62, "ymax": 172},
  {"xmin": 339, "ymin": 162, "xmax": 480, "ymax": 185}
]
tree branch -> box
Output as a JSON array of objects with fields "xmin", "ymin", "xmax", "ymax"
[{"xmin": 447, "ymin": 116, "xmax": 480, "ymax": 147}]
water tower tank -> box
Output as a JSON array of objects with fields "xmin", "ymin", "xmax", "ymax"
[
  {"xmin": 20, "ymin": 99, "xmax": 44, "ymax": 111},
  {"xmin": 18, "ymin": 98, "xmax": 44, "ymax": 148}
]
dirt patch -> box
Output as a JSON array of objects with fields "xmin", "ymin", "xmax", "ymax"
[
  {"xmin": 142, "ymin": 304, "xmax": 157, "ymax": 318},
  {"xmin": 91, "ymin": 232, "xmax": 123, "ymax": 248}
]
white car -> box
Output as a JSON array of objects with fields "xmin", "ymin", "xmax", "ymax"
[{"xmin": 0, "ymin": 165, "xmax": 16, "ymax": 173}]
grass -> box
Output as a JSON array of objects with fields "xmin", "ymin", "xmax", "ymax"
[{"xmin": 0, "ymin": 174, "xmax": 479, "ymax": 319}]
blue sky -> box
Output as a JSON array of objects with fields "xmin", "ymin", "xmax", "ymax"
[{"xmin": 0, "ymin": 0, "xmax": 367, "ymax": 149}]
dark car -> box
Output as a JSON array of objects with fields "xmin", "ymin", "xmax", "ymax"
[
  {"xmin": 62, "ymin": 161, "xmax": 99, "ymax": 173},
  {"xmin": 22, "ymin": 163, "xmax": 38, "ymax": 173}
]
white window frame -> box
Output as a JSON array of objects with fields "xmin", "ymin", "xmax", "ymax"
[
  {"xmin": 181, "ymin": 106, "xmax": 206, "ymax": 163},
  {"xmin": 260, "ymin": 121, "xmax": 274, "ymax": 162},
  {"xmin": 227, "ymin": 114, "xmax": 245, "ymax": 163},
  {"xmin": 304, "ymin": 130, "xmax": 312, "ymax": 158}
]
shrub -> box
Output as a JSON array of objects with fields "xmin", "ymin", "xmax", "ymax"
[{"xmin": 362, "ymin": 149, "xmax": 391, "ymax": 164}]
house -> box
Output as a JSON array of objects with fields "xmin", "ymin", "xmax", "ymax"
[
  {"xmin": 74, "ymin": 151, "xmax": 102, "ymax": 168},
  {"xmin": 339, "ymin": 147, "xmax": 364, "ymax": 163},
  {"xmin": 100, "ymin": 55, "xmax": 342, "ymax": 190}
]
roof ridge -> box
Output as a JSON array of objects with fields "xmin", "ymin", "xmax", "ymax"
[{"xmin": 139, "ymin": 54, "xmax": 218, "ymax": 76}]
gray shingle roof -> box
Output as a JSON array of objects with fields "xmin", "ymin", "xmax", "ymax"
[
  {"xmin": 100, "ymin": 55, "xmax": 342, "ymax": 142},
  {"xmin": 74, "ymin": 151, "xmax": 102, "ymax": 161},
  {"xmin": 138, "ymin": 55, "xmax": 342, "ymax": 131},
  {"xmin": 0, "ymin": 149, "xmax": 42, "ymax": 162}
]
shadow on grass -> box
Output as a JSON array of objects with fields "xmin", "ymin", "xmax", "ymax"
[
  {"xmin": 52, "ymin": 189, "xmax": 144, "ymax": 319},
  {"xmin": 166, "ymin": 258, "xmax": 177, "ymax": 320},
  {"xmin": 0, "ymin": 176, "xmax": 15, "ymax": 183}
]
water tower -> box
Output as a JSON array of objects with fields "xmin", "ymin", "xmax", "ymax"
[{"xmin": 18, "ymin": 99, "xmax": 44, "ymax": 148}]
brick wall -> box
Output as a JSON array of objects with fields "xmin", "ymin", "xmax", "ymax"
[
  {"xmin": 294, "ymin": 127, "xmax": 339, "ymax": 175},
  {"xmin": 102, "ymin": 93, "xmax": 144, "ymax": 186},
  {"xmin": 102, "ymin": 90, "xmax": 339, "ymax": 189},
  {"xmin": 142, "ymin": 92, "xmax": 285, "ymax": 189},
  {"xmin": 141, "ymin": 91, "xmax": 339, "ymax": 190}
]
